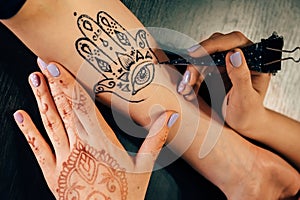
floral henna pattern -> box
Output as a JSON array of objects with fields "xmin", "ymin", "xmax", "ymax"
[
  {"xmin": 57, "ymin": 141, "xmax": 128, "ymax": 200},
  {"xmin": 74, "ymin": 11, "xmax": 157, "ymax": 102}
]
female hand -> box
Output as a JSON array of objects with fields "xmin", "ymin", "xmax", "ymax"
[
  {"xmin": 177, "ymin": 31, "xmax": 253, "ymax": 100},
  {"xmin": 177, "ymin": 31, "xmax": 270, "ymax": 134},
  {"xmin": 222, "ymin": 48, "xmax": 270, "ymax": 136},
  {"xmin": 13, "ymin": 61, "xmax": 178, "ymax": 200}
]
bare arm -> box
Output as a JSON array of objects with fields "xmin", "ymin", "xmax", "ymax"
[
  {"xmin": 1, "ymin": 1, "xmax": 300, "ymax": 199},
  {"xmin": 253, "ymin": 108, "xmax": 300, "ymax": 168}
]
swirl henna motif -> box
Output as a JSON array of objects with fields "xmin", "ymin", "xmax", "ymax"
[
  {"xmin": 57, "ymin": 141, "xmax": 128, "ymax": 200},
  {"xmin": 74, "ymin": 11, "xmax": 157, "ymax": 102}
]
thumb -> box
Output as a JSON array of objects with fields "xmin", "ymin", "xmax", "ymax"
[
  {"xmin": 135, "ymin": 111, "xmax": 179, "ymax": 172},
  {"xmin": 225, "ymin": 49, "xmax": 252, "ymax": 93}
]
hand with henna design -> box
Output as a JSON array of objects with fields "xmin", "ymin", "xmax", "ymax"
[{"xmin": 13, "ymin": 61, "xmax": 178, "ymax": 200}]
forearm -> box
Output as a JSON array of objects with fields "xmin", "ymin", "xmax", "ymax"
[
  {"xmin": 1, "ymin": 0, "xmax": 143, "ymax": 76},
  {"xmin": 0, "ymin": 0, "xmax": 187, "ymax": 145},
  {"xmin": 253, "ymin": 108, "xmax": 300, "ymax": 168},
  {"xmin": 0, "ymin": 0, "xmax": 239, "ymax": 190}
]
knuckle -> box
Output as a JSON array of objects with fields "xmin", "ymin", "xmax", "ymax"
[
  {"xmin": 210, "ymin": 32, "xmax": 223, "ymax": 39},
  {"xmin": 231, "ymin": 31, "xmax": 244, "ymax": 38},
  {"xmin": 182, "ymin": 85, "xmax": 193, "ymax": 96},
  {"xmin": 231, "ymin": 31, "xmax": 249, "ymax": 44}
]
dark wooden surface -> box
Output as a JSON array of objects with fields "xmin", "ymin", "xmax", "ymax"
[{"xmin": 0, "ymin": 0, "xmax": 299, "ymax": 199}]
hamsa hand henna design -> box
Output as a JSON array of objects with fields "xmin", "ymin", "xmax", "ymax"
[
  {"xmin": 57, "ymin": 141, "xmax": 128, "ymax": 200},
  {"xmin": 75, "ymin": 11, "xmax": 158, "ymax": 102}
]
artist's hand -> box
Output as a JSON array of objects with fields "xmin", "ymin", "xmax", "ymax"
[
  {"xmin": 177, "ymin": 31, "xmax": 270, "ymax": 132},
  {"xmin": 177, "ymin": 31, "xmax": 253, "ymax": 101},
  {"xmin": 14, "ymin": 61, "xmax": 178, "ymax": 200},
  {"xmin": 221, "ymin": 48, "xmax": 270, "ymax": 136}
]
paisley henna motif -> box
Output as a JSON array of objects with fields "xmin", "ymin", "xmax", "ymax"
[{"xmin": 57, "ymin": 141, "xmax": 128, "ymax": 200}]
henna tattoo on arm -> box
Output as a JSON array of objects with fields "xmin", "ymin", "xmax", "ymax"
[
  {"xmin": 57, "ymin": 141, "xmax": 128, "ymax": 200},
  {"xmin": 74, "ymin": 11, "xmax": 158, "ymax": 103}
]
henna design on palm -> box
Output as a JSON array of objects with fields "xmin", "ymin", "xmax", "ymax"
[
  {"xmin": 57, "ymin": 141, "xmax": 128, "ymax": 200},
  {"xmin": 75, "ymin": 11, "xmax": 157, "ymax": 102}
]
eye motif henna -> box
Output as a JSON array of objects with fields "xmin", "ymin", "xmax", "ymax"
[
  {"xmin": 75, "ymin": 11, "xmax": 157, "ymax": 102},
  {"xmin": 57, "ymin": 141, "xmax": 128, "ymax": 200}
]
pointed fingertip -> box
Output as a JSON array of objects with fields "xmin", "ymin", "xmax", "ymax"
[
  {"xmin": 13, "ymin": 111, "xmax": 24, "ymax": 124},
  {"xmin": 167, "ymin": 113, "xmax": 179, "ymax": 128},
  {"xmin": 148, "ymin": 111, "xmax": 179, "ymax": 137},
  {"xmin": 47, "ymin": 63, "xmax": 61, "ymax": 77},
  {"xmin": 230, "ymin": 51, "xmax": 242, "ymax": 68},
  {"xmin": 37, "ymin": 57, "xmax": 48, "ymax": 70}
]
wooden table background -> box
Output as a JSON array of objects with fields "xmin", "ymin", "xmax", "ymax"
[{"xmin": 124, "ymin": 0, "xmax": 300, "ymax": 121}]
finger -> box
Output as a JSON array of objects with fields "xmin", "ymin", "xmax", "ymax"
[
  {"xmin": 177, "ymin": 65, "xmax": 206, "ymax": 98},
  {"xmin": 225, "ymin": 49, "xmax": 252, "ymax": 94},
  {"xmin": 135, "ymin": 111, "xmax": 179, "ymax": 173},
  {"xmin": 41, "ymin": 63, "xmax": 87, "ymax": 144},
  {"xmin": 13, "ymin": 110, "xmax": 56, "ymax": 178},
  {"xmin": 41, "ymin": 61, "xmax": 96, "ymax": 137},
  {"xmin": 187, "ymin": 31, "xmax": 252, "ymax": 58},
  {"xmin": 42, "ymin": 61, "xmax": 125, "ymax": 151},
  {"xmin": 185, "ymin": 32, "xmax": 223, "ymax": 55},
  {"xmin": 28, "ymin": 72, "xmax": 69, "ymax": 161}
]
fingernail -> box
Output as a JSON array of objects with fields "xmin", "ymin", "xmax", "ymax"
[
  {"xmin": 14, "ymin": 112, "xmax": 24, "ymax": 123},
  {"xmin": 168, "ymin": 113, "xmax": 179, "ymax": 128},
  {"xmin": 187, "ymin": 44, "xmax": 200, "ymax": 53},
  {"xmin": 230, "ymin": 52, "xmax": 242, "ymax": 68},
  {"xmin": 47, "ymin": 64, "xmax": 60, "ymax": 77},
  {"xmin": 177, "ymin": 81, "xmax": 186, "ymax": 93},
  {"xmin": 182, "ymin": 70, "xmax": 191, "ymax": 84},
  {"xmin": 29, "ymin": 73, "xmax": 40, "ymax": 87},
  {"xmin": 37, "ymin": 57, "xmax": 47, "ymax": 70}
]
